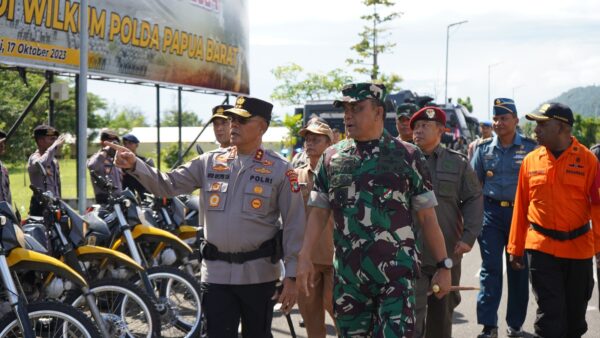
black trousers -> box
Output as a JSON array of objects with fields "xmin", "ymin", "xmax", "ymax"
[
  {"xmin": 201, "ymin": 281, "xmax": 277, "ymax": 338},
  {"xmin": 527, "ymin": 250, "xmax": 594, "ymax": 338}
]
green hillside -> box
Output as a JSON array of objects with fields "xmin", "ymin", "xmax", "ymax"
[{"xmin": 537, "ymin": 85, "xmax": 600, "ymax": 117}]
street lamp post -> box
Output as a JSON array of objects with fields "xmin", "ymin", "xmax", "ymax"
[
  {"xmin": 487, "ymin": 62, "xmax": 502, "ymax": 120},
  {"xmin": 444, "ymin": 20, "xmax": 468, "ymax": 104},
  {"xmin": 512, "ymin": 84, "xmax": 525, "ymax": 102}
]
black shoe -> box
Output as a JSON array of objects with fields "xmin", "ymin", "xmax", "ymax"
[
  {"xmin": 507, "ymin": 327, "xmax": 524, "ymax": 337},
  {"xmin": 299, "ymin": 319, "xmax": 305, "ymax": 328},
  {"xmin": 477, "ymin": 326, "xmax": 498, "ymax": 338}
]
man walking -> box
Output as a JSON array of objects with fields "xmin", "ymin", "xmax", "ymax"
[
  {"xmin": 508, "ymin": 103, "xmax": 600, "ymax": 338},
  {"xmin": 297, "ymin": 83, "xmax": 451, "ymax": 337},
  {"xmin": 468, "ymin": 121, "xmax": 493, "ymax": 161},
  {"xmin": 471, "ymin": 98, "xmax": 537, "ymax": 338},
  {"xmin": 108, "ymin": 96, "xmax": 305, "ymax": 338},
  {"xmin": 295, "ymin": 120, "xmax": 336, "ymax": 338},
  {"xmin": 411, "ymin": 106, "xmax": 483, "ymax": 338},
  {"xmin": 396, "ymin": 102, "xmax": 418, "ymax": 143}
]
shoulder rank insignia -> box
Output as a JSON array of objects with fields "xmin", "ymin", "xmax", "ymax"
[{"xmin": 253, "ymin": 149, "xmax": 265, "ymax": 162}]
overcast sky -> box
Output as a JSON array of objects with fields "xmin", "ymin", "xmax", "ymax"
[{"xmin": 88, "ymin": 0, "xmax": 600, "ymax": 124}]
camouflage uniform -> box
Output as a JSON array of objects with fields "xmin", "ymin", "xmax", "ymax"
[{"xmin": 309, "ymin": 118, "xmax": 437, "ymax": 336}]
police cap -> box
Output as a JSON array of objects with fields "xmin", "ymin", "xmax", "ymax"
[{"xmin": 225, "ymin": 96, "xmax": 273, "ymax": 123}]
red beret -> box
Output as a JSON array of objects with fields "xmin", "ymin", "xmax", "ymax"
[{"xmin": 409, "ymin": 106, "xmax": 447, "ymax": 129}]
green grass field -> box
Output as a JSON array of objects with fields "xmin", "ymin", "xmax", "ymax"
[
  {"xmin": 7, "ymin": 158, "xmax": 200, "ymax": 217},
  {"xmin": 7, "ymin": 159, "xmax": 95, "ymax": 215}
]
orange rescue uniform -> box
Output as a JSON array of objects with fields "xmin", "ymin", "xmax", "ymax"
[{"xmin": 508, "ymin": 137, "xmax": 600, "ymax": 259}]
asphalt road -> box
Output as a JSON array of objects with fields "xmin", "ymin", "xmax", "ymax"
[{"xmin": 272, "ymin": 242, "xmax": 600, "ymax": 337}]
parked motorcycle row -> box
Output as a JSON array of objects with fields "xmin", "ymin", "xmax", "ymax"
[{"xmin": 0, "ymin": 170, "xmax": 203, "ymax": 338}]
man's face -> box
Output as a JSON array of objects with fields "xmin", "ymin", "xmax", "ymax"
[
  {"xmin": 304, "ymin": 132, "xmax": 331, "ymax": 158},
  {"xmin": 396, "ymin": 116, "xmax": 412, "ymax": 141},
  {"xmin": 229, "ymin": 115, "xmax": 265, "ymax": 146},
  {"xmin": 534, "ymin": 119, "xmax": 562, "ymax": 147},
  {"xmin": 36, "ymin": 135, "xmax": 57, "ymax": 151},
  {"xmin": 212, "ymin": 118, "xmax": 231, "ymax": 146},
  {"xmin": 480, "ymin": 125, "xmax": 493, "ymax": 138},
  {"xmin": 123, "ymin": 140, "xmax": 138, "ymax": 153},
  {"xmin": 342, "ymin": 100, "xmax": 381, "ymax": 141},
  {"xmin": 492, "ymin": 113, "xmax": 519, "ymax": 138},
  {"xmin": 413, "ymin": 120, "xmax": 443, "ymax": 150}
]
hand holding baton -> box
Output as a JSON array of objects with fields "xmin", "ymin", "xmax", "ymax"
[{"xmin": 428, "ymin": 284, "xmax": 480, "ymax": 296}]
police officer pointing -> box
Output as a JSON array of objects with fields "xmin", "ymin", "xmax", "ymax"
[{"xmin": 107, "ymin": 96, "xmax": 305, "ymax": 338}]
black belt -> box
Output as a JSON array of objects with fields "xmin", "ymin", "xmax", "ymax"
[
  {"xmin": 530, "ymin": 222, "xmax": 590, "ymax": 241},
  {"xmin": 199, "ymin": 230, "xmax": 282, "ymax": 264},
  {"xmin": 485, "ymin": 197, "xmax": 514, "ymax": 207}
]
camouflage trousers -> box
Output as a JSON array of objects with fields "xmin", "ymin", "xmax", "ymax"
[{"xmin": 334, "ymin": 275, "xmax": 416, "ymax": 337}]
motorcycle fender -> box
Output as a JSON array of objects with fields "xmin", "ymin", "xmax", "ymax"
[
  {"xmin": 178, "ymin": 225, "xmax": 199, "ymax": 240},
  {"xmin": 75, "ymin": 245, "xmax": 143, "ymax": 271},
  {"xmin": 7, "ymin": 248, "xmax": 88, "ymax": 287},
  {"xmin": 132, "ymin": 224, "xmax": 193, "ymax": 254}
]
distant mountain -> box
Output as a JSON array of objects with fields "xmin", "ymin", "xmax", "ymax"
[{"xmin": 535, "ymin": 85, "xmax": 600, "ymax": 117}]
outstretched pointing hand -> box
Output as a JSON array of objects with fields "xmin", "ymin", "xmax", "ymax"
[{"xmin": 103, "ymin": 141, "xmax": 136, "ymax": 169}]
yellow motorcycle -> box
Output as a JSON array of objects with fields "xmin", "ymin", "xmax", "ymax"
[
  {"xmin": 0, "ymin": 201, "xmax": 101, "ymax": 338},
  {"xmin": 88, "ymin": 171, "xmax": 202, "ymax": 338}
]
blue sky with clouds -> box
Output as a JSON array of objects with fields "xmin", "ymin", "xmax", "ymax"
[{"xmin": 88, "ymin": 0, "xmax": 600, "ymax": 123}]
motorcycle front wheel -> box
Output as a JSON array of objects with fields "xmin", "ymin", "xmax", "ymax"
[{"xmin": 0, "ymin": 301, "xmax": 102, "ymax": 338}]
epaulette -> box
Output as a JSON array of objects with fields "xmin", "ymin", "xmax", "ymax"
[
  {"xmin": 446, "ymin": 147, "xmax": 468, "ymax": 160},
  {"xmin": 479, "ymin": 138, "xmax": 493, "ymax": 145},
  {"xmin": 208, "ymin": 147, "xmax": 229, "ymax": 154},
  {"xmin": 264, "ymin": 148, "xmax": 288, "ymax": 164}
]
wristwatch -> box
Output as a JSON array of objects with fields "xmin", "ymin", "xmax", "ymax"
[{"xmin": 436, "ymin": 258, "xmax": 453, "ymax": 270}]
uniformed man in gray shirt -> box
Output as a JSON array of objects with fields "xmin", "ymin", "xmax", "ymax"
[
  {"xmin": 411, "ymin": 107, "xmax": 483, "ymax": 338},
  {"xmin": 0, "ymin": 130, "xmax": 11, "ymax": 205},
  {"xmin": 87, "ymin": 129, "xmax": 123, "ymax": 203},
  {"xmin": 107, "ymin": 96, "xmax": 305, "ymax": 338},
  {"xmin": 28, "ymin": 125, "xmax": 65, "ymax": 216}
]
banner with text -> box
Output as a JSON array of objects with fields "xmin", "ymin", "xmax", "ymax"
[{"xmin": 0, "ymin": 0, "xmax": 249, "ymax": 94}]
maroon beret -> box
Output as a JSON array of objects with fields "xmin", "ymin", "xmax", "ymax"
[{"xmin": 409, "ymin": 106, "xmax": 447, "ymax": 129}]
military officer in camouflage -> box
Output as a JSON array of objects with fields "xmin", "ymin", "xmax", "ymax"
[
  {"xmin": 396, "ymin": 103, "xmax": 419, "ymax": 143},
  {"xmin": 0, "ymin": 130, "xmax": 11, "ymax": 205},
  {"xmin": 297, "ymin": 83, "xmax": 451, "ymax": 337},
  {"xmin": 410, "ymin": 106, "xmax": 483, "ymax": 338},
  {"xmin": 28, "ymin": 125, "xmax": 65, "ymax": 216},
  {"xmin": 107, "ymin": 96, "xmax": 305, "ymax": 338}
]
